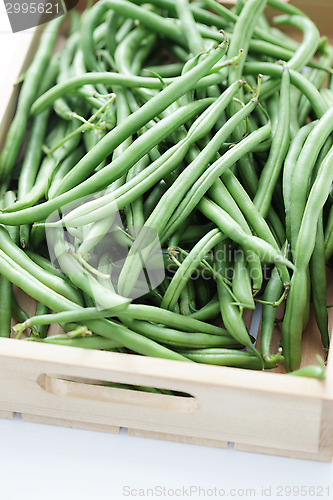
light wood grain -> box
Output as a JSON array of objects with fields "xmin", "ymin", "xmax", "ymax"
[
  {"xmin": 22, "ymin": 413, "xmax": 121, "ymax": 434},
  {"xmin": 0, "ymin": 337, "xmax": 329, "ymax": 457},
  {"xmin": 128, "ymin": 429, "xmax": 229, "ymax": 448}
]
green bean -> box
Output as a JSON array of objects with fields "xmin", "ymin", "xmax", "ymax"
[
  {"xmin": 180, "ymin": 281, "xmax": 196, "ymax": 316},
  {"xmin": 193, "ymin": 278, "xmax": 212, "ymax": 311},
  {"xmin": 310, "ymin": 214, "xmax": 329, "ymax": 350},
  {"xmin": 179, "ymin": 223, "xmax": 215, "ymax": 245},
  {"xmin": 254, "ymin": 67, "xmax": 290, "ymax": 218},
  {"xmin": 15, "ymin": 299, "xmax": 225, "ymax": 337},
  {"xmin": 18, "ymin": 49, "xmax": 61, "ymax": 246},
  {"xmin": 11, "ymin": 293, "xmax": 41, "ymax": 338},
  {"xmin": 0, "ymin": 249, "xmax": 191, "ymax": 362},
  {"xmin": 162, "ymin": 229, "xmax": 224, "ymax": 311},
  {"xmin": 17, "ymin": 50, "xmax": 60, "ymax": 206},
  {"xmin": 48, "ymin": 147, "xmax": 86, "ymax": 200},
  {"xmin": 202, "ymin": 0, "xmax": 298, "ymax": 51},
  {"xmin": 227, "ymin": 0, "xmax": 267, "ymax": 85},
  {"xmin": 125, "ymin": 155, "xmax": 149, "ymax": 232},
  {"xmin": 72, "ymin": 49, "xmax": 110, "ymax": 112},
  {"xmin": 189, "ymin": 296, "xmax": 220, "ymax": 321},
  {"xmin": 144, "ymin": 182, "xmax": 168, "ymax": 219},
  {"xmin": 30, "ymin": 62, "xmax": 238, "ymax": 117},
  {"xmin": 77, "ymin": 87, "xmax": 137, "ymax": 255},
  {"xmin": 105, "ymin": 10, "xmax": 118, "ymax": 56},
  {"xmin": 3, "ymin": 192, "xmax": 19, "ymax": 244},
  {"xmin": 199, "ymin": 198, "xmax": 294, "ymax": 270},
  {"xmin": 133, "ymin": 0, "xmax": 230, "ymax": 36},
  {"xmin": 260, "ymin": 266, "xmax": 284, "ymax": 359},
  {"xmin": 53, "ymin": 33, "xmax": 80, "ymax": 120},
  {"xmin": 155, "ymin": 99, "xmax": 260, "ymax": 233},
  {"xmin": 0, "ymin": 103, "xmax": 219, "ymax": 228},
  {"xmin": 119, "ymin": 317, "xmax": 240, "ymax": 349},
  {"xmin": 115, "ymin": 26, "xmax": 152, "ymax": 75},
  {"xmin": 282, "ymin": 121, "xmax": 317, "ymax": 243},
  {"xmin": 248, "ymin": 14, "xmax": 320, "ymax": 101},
  {"xmin": 34, "ymin": 302, "xmax": 50, "ymax": 339},
  {"xmin": 18, "ymin": 110, "xmax": 50, "ymax": 247},
  {"xmin": 26, "ymin": 334, "xmax": 123, "ymax": 350},
  {"xmin": 68, "ymin": 8, "xmax": 81, "ymax": 34},
  {"xmin": 25, "ymin": 251, "xmax": 68, "ymax": 280},
  {"xmin": 47, "ymin": 85, "xmax": 241, "ymax": 227},
  {"xmin": 220, "ymin": 170, "xmax": 290, "ymax": 286},
  {"xmin": 115, "ymin": 17, "xmax": 134, "ymax": 44},
  {"xmin": 0, "ymin": 226, "xmax": 83, "ymax": 305},
  {"xmin": 118, "ymin": 98, "xmax": 261, "ymax": 296},
  {"xmin": 243, "ymin": 63, "xmax": 328, "ymax": 118},
  {"xmin": 180, "ymin": 348, "xmax": 277, "ymax": 369},
  {"xmin": 267, "ymin": 0, "xmax": 305, "ymax": 17},
  {"xmin": 49, "ymin": 225, "xmax": 130, "ymax": 311},
  {"xmin": 289, "ymin": 107, "xmax": 333, "ymax": 251},
  {"xmin": 321, "ymin": 88, "xmax": 333, "ymax": 109},
  {"xmin": 324, "ymin": 207, "xmax": 333, "ymax": 262},
  {"xmin": 288, "ymin": 356, "xmax": 325, "ymax": 380},
  {"xmin": 0, "ymin": 273, "xmax": 11, "ymax": 338},
  {"xmin": 0, "ymin": 16, "xmax": 63, "ymax": 180},
  {"xmin": 161, "ymin": 123, "xmax": 271, "ymax": 243},
  {"xmin": 5, "ymin": 121, "xmax": 82, "ymax": 213},
  {"xmin": 214, "ymin": 241, "xmax": 261, "ymax": 357},
  {"xmin": 282, "ymin": 145, "xmax": 333, "ymax": 371},
  {"xmin": 208, "ymin": 179, "xmax": 263, "ymax": 292},
  {"xmin": 176, "ymin": 0, "xmax": 204, "ymax": 55},
  {"xmin": 11, "ymin": 293, "xmax": 30, "ymax": 326},
  {"xmin": 0, "ymin": 193, "xmax": 18, "ymax": 337},
  {"xmin": 82, "ymin": 15, "xmax": 118, "ymax": 102},
  {"xmin": 232, "ymin": 249, "xmax": 255, "ymax": 310},
  {"xmin": 81, "ymin": 0, "xmax": 188, "ymax": 74},
  {"xmin": 227, "ymin": 0, "xmax": 267, "ymax": 151},
  {"xmin": 143, "ymin": 63, "xmax": 184, "ymax": 78},
  {"xmin": 248, "ymin": 40, "xmax": 325, "ymax": 71},
  {"xmin": 14, "ymin": 307, "xmax": 117, "ymax": 332},
  {"xmin": 273, "ymin": 15, "xmax": 320, "ymax": 72},
  {"xmin": 311, "ymin": 136, "xmax": 333, "ymax": 187},
  {"xmin": 298, "ymin": 45, "xmax": 333, "ymax": 125},
  {"xmin": 289, "ymin": 86, "xmax": 301, "ymax": 137}
]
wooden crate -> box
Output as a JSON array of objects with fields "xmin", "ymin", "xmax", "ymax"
[{"xmin": 0, "ymin": 0, "xmax": 333, "ymax": 462}]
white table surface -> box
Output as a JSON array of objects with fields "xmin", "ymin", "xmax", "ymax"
[{"xmin": 0, "ymin": 8, "xmax": 333, "ymax": 500}]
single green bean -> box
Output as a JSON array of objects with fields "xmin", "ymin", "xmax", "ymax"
[
  {"xmin": 310, "ymin": 214, "xmax": 329, "ymax": 350},
  {"xmin": 282, "ymin": 146, "xmax": 333, "ymax": 371},
  {"xmin": 254, "ymin": 67, "xmax": 290, "ymax": 218},
  {"xmin": 232, "ymin": 249, "xmax": 255, "ymax": 310},
  {"xmin": 162, "ymin": 229, "xmax": 224, "ymax": 311},
  {"xmin": 119, "ymin": 317, "xmax": 240, "ymax": 349}
]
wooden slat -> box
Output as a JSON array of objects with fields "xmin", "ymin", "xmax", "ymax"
[
  {"xmin": 22, "ymin": 413, "xmax": 121, "ymax": 434},
  {"xmin": 128, "ymin": 429, "xmax": 229, "ymax": 448},
  {"xmin": 0, "ymin": 410, "xmax": 14, "ymax": 420},
  {"xmin": 0, "ymin": 337, "xmax": 327, "ymax": 456}
]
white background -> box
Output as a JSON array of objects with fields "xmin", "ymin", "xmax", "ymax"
[{"xmin": 0, "ymin": 7, "xmax": 333, "ymax": 500}]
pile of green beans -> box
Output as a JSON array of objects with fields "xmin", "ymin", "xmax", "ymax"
[{"xmin": 1, "ymin": 0, "xmax": 332, "ymax": 380}]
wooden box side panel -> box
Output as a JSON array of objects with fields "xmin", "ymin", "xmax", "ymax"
[{"xmin": 0, "ymin": 338, "xmax": 327, "ymax": 456}]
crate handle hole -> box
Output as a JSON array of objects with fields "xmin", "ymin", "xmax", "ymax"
[{"xmin": 37, "ymin": 374, "xmax": 200, "ymax": 413}]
